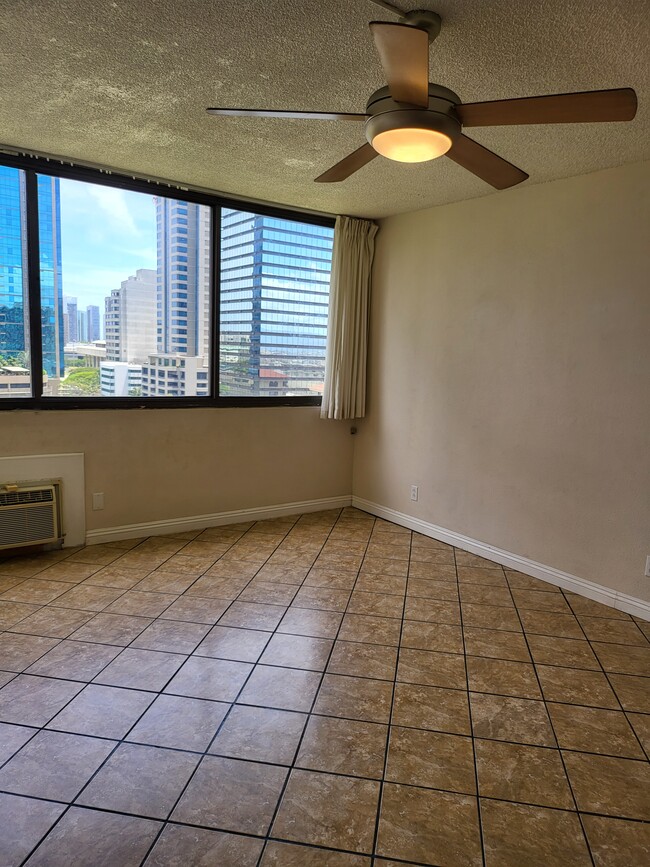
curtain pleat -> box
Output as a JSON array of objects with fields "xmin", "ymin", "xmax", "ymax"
[{"xmin": 321, "ymin": 215, "xmax": 378, "ymax": 420}]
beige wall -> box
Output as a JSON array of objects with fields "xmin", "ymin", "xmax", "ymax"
[
  {"xmin": 2, "ymin": 407, "xmax": 353, "ymax": 531},
  {"xmin": 354, "ymin": 160, "xmax": 650, "ymax": 601}
]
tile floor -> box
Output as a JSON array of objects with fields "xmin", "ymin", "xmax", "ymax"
[{"xmin": 0, "ymin": 507, "xmax": 648, "ymax": 866}]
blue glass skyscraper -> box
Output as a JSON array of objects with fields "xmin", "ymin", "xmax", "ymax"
[{"xmin": 0, "ymin": 166, "xmax": 64, "ymax": 380}]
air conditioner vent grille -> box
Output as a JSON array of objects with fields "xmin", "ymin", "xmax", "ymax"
[
  {"xmin": 0, "ymin": 489, "xmax": 54, "ymax": 507},
  {"xmin": 0, "ymin": 504, "xmax": 56, "ymax": 546}
]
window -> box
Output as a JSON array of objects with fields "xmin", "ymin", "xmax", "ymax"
[
  {"xmin": 0, "ymin": 155, "xmax": 334, "ymax": 408},
  {"xmin": 219, "ymin": 208, "xmax": 334, "ymax": 397}
]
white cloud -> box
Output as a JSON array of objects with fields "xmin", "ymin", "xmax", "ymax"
[{"xmin": 86, "ymin": 185, "xmax": 139, "ymax": 235}]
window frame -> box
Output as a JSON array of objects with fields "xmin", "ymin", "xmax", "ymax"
[{"xmin": 0, "ymin": 153, "xmax": 335, "ymax": 410}]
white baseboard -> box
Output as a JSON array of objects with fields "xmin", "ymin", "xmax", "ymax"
[
  {"xmin": 86, "ymin": 495, "xmax": 353, "ymax": 546},
  {"xmin": 352, "ymin": 497, "xmax": 650, "ymax": 622}
]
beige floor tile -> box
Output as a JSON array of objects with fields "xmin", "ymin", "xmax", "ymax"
[
  {"xmin": 238, "ymin": 581, "xmax": 299, "ymax": 606},
  {"xmin": 297, "ymin": 714, "xmax": 387, "ymax": 778},
  {"xmin": 194, "ymin": 624, "xmax": 270, "ymax": 662},
  {"xmin": 348, "ymin": 591, "xmax": 404, "ymax": 618},
  {"xmin": 404, "ymin": 597, "xmax": 461, "ymax": 625},
  {"xmin": 0, "ymin": 722, "xmax": 37, "ymax": 764},
  {"xmin": 131, "ymin": 571, "xmax": 198, "ymax": 594},
  {"xmin": 0, "ymin": 729, "xmax": 114, "ymax": 801},
  {"xmin": 377, "ymin": 783, "xmax": 482, "ymax": 866},
  {"xmin": 130, "ymin": 619, "xmax": 210, "ymax": 654},
  {"xmin": 470, "ymin": 693, "xmax": 556, "ymax": 746},
  {"xmin": 406, "ymin": 578, "xmax": 459, "ymax": 600},
  {"xmin": 9, "ymin": 606, "xmax": 93, "ymax": 638},
  {"xmin": 393, "ymin": 683, "xmax": 470, "ymax": 735},
  {"xmin": 259, "ymin": 633, "xmax": 333, "ymax": 670},
  {"xmin": 158, "ymin": 596, "xmax": 230, "ymax": 624},
  {"xmin": 328, "ymin": 640, "xmax": 398, "ymax": 680},
  {"xmin": 26, "ymin": 639, "xmax": 120, "ymax": 681},
  {"xmin": 463, "ymin": 627, "xmax": 530, "ymax": 662},
  {"xmin": 354, "ymin": 574, "xmax": 406, "ymax": 595},
  {"xmin": 101, "ymin": 589, "xmax": 176, "ymax": 617},
  {"xmin": 582, "ymin": 814, "xmax": 650, "ymax": 867},
  {"xmin": 1, "ymin": 578, "xmax": 71, "ymax": 605},
  {"xmin": 210, "ymin": 705, "xmax": 306, "ymax": 764},
  {"xmin": 518, "ymin": 609, "xmax": 583, "ymax": 639},
  {"xmin": 21, "ymin": 806, "xmax": 161, "ymax": 867},
  {"xmin": 0, "ymin": 633, "xmax": 60, "ymax": 672},
  {"xmin": 397, "ymin": 648, "xmax": 467, "ymax": 689},
  {"xmin": 46, "ymin": 684, "xmax": 154, "ymax": 739},
  {"xmin": 238, "ymin": 664, "xmax": 321, "ymax": 712},
  {"xmin": 272, "ymin": 769, "xmax": 380, "ymax": 853},
  {"xmin": 0, "ymin": 792, "xmax": 65, "ymax": 866},
  {"xmin": 467, "ymin": 657, "xmax": 541, "ymax": 699},
  {"xmin": 548, "ymin": 702, "xmax": 645, "ymax": 758},
  {"xmin": 564, "ymin": 592, "xmax": 631, "ymax": 620},
  {"xmin": 83, "ymin": 564, "xmax": 150, "ymax": 589},
  {"xmin": 591, "ymin": 641, "xmax": 650, "ymax": 676},
  {"xmin": 303, "ymin": 569, "xmax": 358, "ymax": 590},
  {"xmin": 261, "ymin": 841, "xmax": 370, "ymax": 865},
  {"xmin": 563, "ymin": 751, "xmax": 650, "ymax": 820},
  {"xmin": 578, "ymin": 616, "xmax": 648, "ymax": 645},
  {"xmin": 386, "ymin": 726, "xmax": 476, "ymax": 793},
  {"xmin": 461, "ymin": 603, "xmax": 522, "ymax": 632},
  {"xmin": 126, "ymin": 693, "xmax": 229, "ymax": 751},
  {"xmin": 145, "ymin": 825, "xmax": 263, "ymax": 867},
  {"xmin": 291, "ymin": 586, "xmax": 352, "ymax": 612},
  {"xmin": 608, "ymin": 673, "xmax": 650, "ymax": 712},
  {"xmin": 338, "ymin": 613, "xmax": 401, "ymax": 646},
  {"xmin": 69, "ymin": 612, "xmax": 153, "ymax": 645},
  {"xmin": 400, "ymin": 620, "xmax": 464, "ymax": 653},
  {"xmin": 36, "ymin": 562, "xmax": 101, "ymax": 584},
  {"xmin": 164, "ymin": 655, "xmax": 251, "ymax": 701},
  {"xmin": 77, "ymin": 742, "xmax": 198, "ymax": 818},
  {"xmin": 407, "ymin": 561, "xmax": 455, "ymax": 580},
  {"xmin": 219, "ymin": 601, "xmax": 287, "ymax": 630},
  {"xmin": 627, "ymin": 712, "xmax": 650, "ymax": 754},
  {"xmin": 475, "ymin": 739, "xmax": 573, "ymax": 808},
  {"xmin": 96, "ymin": 648, "xmax": 187, "ymax": 692},
  {"xmin": 313, "ymin": 673, "xmax": 393, "ymax": 723},
  {"xmin": 459, "ymin": 585, "xmax": 514, "ymax": 607},
  {"xmin": 277, "ymin": 607, "xmax": 343, "ymax": 638},
  {"xmin": 172, "ymin": 755, "xmax": 287, "ymax": 834},
  {"xmin": 504, "ymin": 570, "xmax": 561, "ymax": 592},
  {"xmin": 458, "ymin": 566, "xmax": 508, "ymax": 586},
  {"xmin": 0, "ymin": 674, "xmax": 83, "ymax": 726},
  {"xmin": 480, "ymin": 800, "xmax": 591, "ymax": 866},
  {"xmin": 536, "ymin": 664, "xmax": 619, "ymax": 708},
  {"xmin": 0, "ymin": 601, "xmax": 41, "ymax": 629},
  {"xmin": 526, "ymin": 634, "xmax": 600, "ymax": 669},
  {"xmin": 511, "ymin": 589, "xmax": 572, "ymax": 613}
]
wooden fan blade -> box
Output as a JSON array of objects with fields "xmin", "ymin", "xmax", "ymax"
[
  {"xmin": 446, "ymin": 135, "xmax": 528, "ymax": 189},
  {"xmin": 369, "ymin": 22, "xmax": 429, "ymax": 107},
  {"xmin": 457, "ymin": 88, "xmax": 637, "ymax": 127},
  {"xmin": 315, "ymin": 143, "xmax": 379, "ymax": 183},
  {"xmin": 206, "ymin": 108, "xmax": 366, "ymax": 122}
]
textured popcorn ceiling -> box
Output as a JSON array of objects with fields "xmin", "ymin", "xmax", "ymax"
[{"xmin": 0, "ymin": 0, "xmax": 647, "ymax": 218}]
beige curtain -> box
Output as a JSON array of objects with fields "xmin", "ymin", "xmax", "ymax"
[{"xmin": 321, "ymin": 215, "xmax": 379, "ymax": 420}]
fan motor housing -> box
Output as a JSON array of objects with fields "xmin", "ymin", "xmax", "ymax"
[{"xmin": 365, "ymin": 84, "xmax": 462, "ymax": 149}]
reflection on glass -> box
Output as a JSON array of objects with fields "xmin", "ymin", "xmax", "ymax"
[
  {"xmin": 219, "ymin": 209, "xmax": 334, "ymax": 397},
  {"xmin": 0, "ymin": 165, "xmax": 31, "ymax": 398}
]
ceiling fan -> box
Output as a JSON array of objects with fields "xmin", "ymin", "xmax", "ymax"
[{"xmin": 206, "ymin": 4, "xmax": 637, "ymax": 190}]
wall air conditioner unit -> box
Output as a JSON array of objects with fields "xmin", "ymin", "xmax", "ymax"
[{"xmin": 0, "ymin": 480, "xmax": 63, "ymax": 551}]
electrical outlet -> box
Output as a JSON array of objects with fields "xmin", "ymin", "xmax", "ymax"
[
  {"xmin": 410, "ymin": 485, "xmax": 419, "ymax": 502},
  {"xmin": 646, "ymin": 555, "xmax": 650, "ymax": 578},
  {"xmin": 92, "ymin": 492, "xmax": 104, "ymax": 511}
]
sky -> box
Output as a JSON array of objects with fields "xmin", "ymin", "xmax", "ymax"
[{"xmin": 59, "ymin": 178, "xmax": 157, "ymax": 309}]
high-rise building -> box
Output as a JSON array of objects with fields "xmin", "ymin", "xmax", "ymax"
[
  {"xmin": 77, "ymin": 308, "xmax": 88, "ymax": 343},
  {"xmin": 219, "ymin": 208, "xmax": 333, "ymax": 396},
  {"xmin": 100, "ymin": 361, "xmax": 142, "ymax": 396},
  {"xmin": 143, "ymin": 197, "xmax": 210, "ymax": 396},
  {"xmin": 155, "ymin": 197, "xmax": 210, "ymax": 358},
  {"xmin": 0, "ymin": 167, "xmax": 64, "ymax": 383},
  {"xmin": 63, "ymin": 295, "xmax": 78, "ymax": 344},
  {"xmin": 86, "ymin": 304, "xmax": 100, "ymax": 341},
  {"xmin": 104, "ymin": 268, "xmax": 157, "ymax": 363}
]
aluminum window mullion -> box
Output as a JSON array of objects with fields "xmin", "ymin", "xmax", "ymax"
[{"xmin": 24, "ymin": 170, "xmax": 44, "ymax": 400}]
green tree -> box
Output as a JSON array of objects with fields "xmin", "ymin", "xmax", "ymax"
[{"xmin": 60, "ymin": 367, "xmax": 101, "ymax": 396}]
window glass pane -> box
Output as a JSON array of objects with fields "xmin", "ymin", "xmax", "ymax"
[
  {"xmin": 219, "ymin": 209, "xmax": 333, "ymax": 397},
  {"xmin": 38, "ymin": 175, "xmax": 212, "ymax": 398},
  {"xmin": 0, "ymin": 165, "xmax": 32, "ymax": 398}
]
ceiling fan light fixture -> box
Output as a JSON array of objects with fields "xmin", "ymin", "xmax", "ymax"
[
  {"xmin": 371, "ymin": 127, "xmax": 452, "ymax": 162},
  {"xmin": 365, "ymin": 109, "xmax": 460, "ymax": 163}
]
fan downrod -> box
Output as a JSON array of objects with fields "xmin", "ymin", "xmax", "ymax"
[{"xmin": 399, "ymin": 9, "xmax": 442, "ymax": 43}]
